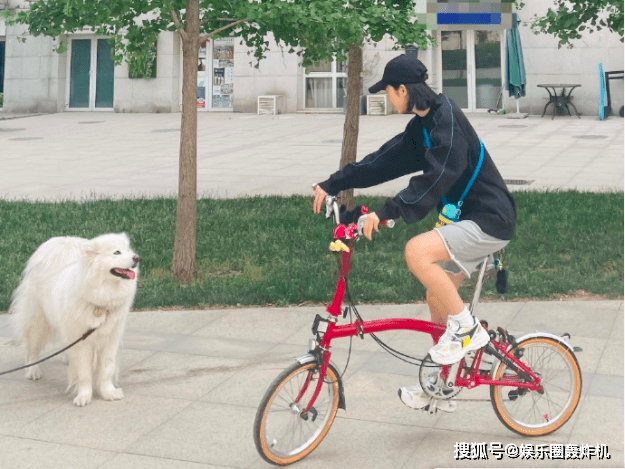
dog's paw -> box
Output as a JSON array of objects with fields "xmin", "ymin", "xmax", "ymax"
[
  {"xmin": 26, "ymin": 365, "xmax": 42, "ymax": 380},
  {"xmin": 100, "ymin": 385, "xmax": 124, "ymax": 401},
  {"xmin": 73, "ymin": 391, "xmax": 92, "ymax": 407}
]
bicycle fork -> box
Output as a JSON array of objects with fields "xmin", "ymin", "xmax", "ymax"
[{"xmin": 295, "ymin": 348, "xmax": 346, "ymax": 416}]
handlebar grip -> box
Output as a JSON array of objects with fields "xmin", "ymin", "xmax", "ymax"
[{"xmin": 357, "ymin": 214, "xmax": 394, "ymax": 236}]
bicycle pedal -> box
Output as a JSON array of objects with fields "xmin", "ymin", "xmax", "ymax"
[{"xmin": 424, "ymin": 399, "xmax": 438, "ymax": 415}]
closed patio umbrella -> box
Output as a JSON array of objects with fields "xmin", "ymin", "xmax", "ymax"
[{"xmin": 506, "ymin": 13, "xmax": 528, "ymax": 118}]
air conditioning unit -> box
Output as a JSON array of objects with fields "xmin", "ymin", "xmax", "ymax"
[
  {"xmin": 258, "ymin": 95, "xmax": 285, "ymax": 115},
  {"xmin": 367, "ymin": 95, "xmax": 389, "ymax": 116}
]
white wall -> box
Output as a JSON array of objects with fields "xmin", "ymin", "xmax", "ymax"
[
  {"xmin": 2, "ymin": 23, "xmax": 65, "ymax": 113},
  {"xmin": 233, "ymin": 33, "xmax": 302, "ymax": 113},
  {"xmin": 509, "ymin": 3, "xmax": 624, "ymax": 116},
  {"xmin": 113, "ymin": 31, "xmax": 181, "ymax": 113}
]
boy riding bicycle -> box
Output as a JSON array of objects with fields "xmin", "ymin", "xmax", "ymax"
[{"xmin": 313, "ymin": 54, "xmax": 516, "ymax": 412}]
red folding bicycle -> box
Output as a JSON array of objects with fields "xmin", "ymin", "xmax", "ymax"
[{"xmin": 253, "ymin": 196, "xmax": 582, "ymax": 466}]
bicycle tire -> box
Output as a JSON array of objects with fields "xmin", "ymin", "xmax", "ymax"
[
  {"xmin": 490, "ymin": 335, "xmax": 582, "ymax": 436},
  {"xmin": 254, "ymin": 361, "xmax": 340, "ymax": 466}
]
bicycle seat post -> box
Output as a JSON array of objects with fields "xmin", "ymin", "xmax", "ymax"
[{"xmin": 469, "ymin": 256, "xmax": 490, "ymax": 315}]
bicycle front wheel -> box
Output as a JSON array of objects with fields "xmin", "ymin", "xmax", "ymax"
[
  {"xmin": 490, "ymin": 335, "xmax": 582, "ymax": 436},
  {"xmin": 254, "ymin": 361, "xmax": 340, "ymax": 466}
]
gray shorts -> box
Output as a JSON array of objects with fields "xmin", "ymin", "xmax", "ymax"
[{"xmin": 434, "ymin": 220, "xmax": 509, "ymax": 277}]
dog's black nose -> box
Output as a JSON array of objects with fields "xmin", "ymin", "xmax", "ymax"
[{"xmin": 133, "ymin": 255, "xmax": 140, "ymax": 263}]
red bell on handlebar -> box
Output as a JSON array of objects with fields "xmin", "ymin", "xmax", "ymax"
[{"xmin": 333, "ymin": 225, "xmax": 347, "ymax": 239}]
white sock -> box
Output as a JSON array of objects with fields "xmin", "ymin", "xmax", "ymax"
[{"xmin": 449, "ymin": 306, "xmax": 473, "ymax": 327}]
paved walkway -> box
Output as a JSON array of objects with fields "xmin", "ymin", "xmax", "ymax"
[
  {"xmin": 0, "ymin": 111, "xmax": 623, "ymax": 468},
  {"xmin": 0, "ymin": 301, "xmax": 623, "ymax": 468},
  {"xmin": 0, "ymin": 111, "xmax": 622, "ymax": 201}
]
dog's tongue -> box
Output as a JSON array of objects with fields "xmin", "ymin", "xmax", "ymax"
[{"xmin": 116, "ymin": 268, "xmax": 135, "ymax": 280}]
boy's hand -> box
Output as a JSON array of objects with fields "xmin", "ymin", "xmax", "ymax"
[
  {"xmin": 312, "ymin": 185, "xmax": 328, "ymax": 214},
  {"xmin": 363, "ymin": 213, "xmax": 380, "ymax": 240}
]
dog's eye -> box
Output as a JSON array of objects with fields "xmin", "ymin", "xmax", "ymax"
[{"xmin": 114, "ymin": 251, "xmax": 121, "ymax": 255}]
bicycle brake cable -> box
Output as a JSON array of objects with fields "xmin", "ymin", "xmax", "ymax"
[{"xmin": 343, "ymin": 276, "xmax": 439, "ymax": 368}]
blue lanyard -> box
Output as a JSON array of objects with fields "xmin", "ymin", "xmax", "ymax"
[{"xmin": 423, "ymin": 127, "xmax": 484, "ymax": 207}]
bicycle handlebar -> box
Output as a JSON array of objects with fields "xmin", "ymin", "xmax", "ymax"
[{"xmin": 324, "ymin": 195, "xmax": 394, "ymax": 237}]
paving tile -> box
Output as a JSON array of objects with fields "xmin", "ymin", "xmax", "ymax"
[
  {"xmin": 595, "ymin": 340, "xmax": 624, "ymax": 376},
  {"xmin": 126, "ymin": 310, "xmax": 225, "ymax": 335},
  {"xmin": 102, "ymin": 453, "xmax": 227, "ymax": 468},
  {"xmin": 609, "ymin": 308, "xmax": 623, "ymax": 341},
  {"xmin": 554, "ymin": 449, "xmax": 623, "ymax": 468},
  {"xmin": 586, "ymin": 373, "xmax": 624, "ymax": 399},
  {"xmin": 13, "ymin": 393, "xmax": 193, "ymax": 452},
  {"xmin": 192, "ymin": 307, "xmax": 316, "ymax": 342},
  {"xmin": 0, "ymin": 380, "xmax": 65, "ymax": 434},
  {"xmin": 0, "ymin": 435, "xmax": 115, "ymax": 469},
  {"xmin": 164, "ymin": 335, "xmax": 278, "ymax": 360},
  {"xmin": 121, "ymin": 329, "xmax": 188, "ymax": 352},
  {"xmin": 127, "ymin": 401, "xmax": 258, "ymax": 467},
  {"xmin": 568, "ymin": 395, "xmax": 624, "ymax": 448},
  {"xmin": 122, "ymin": 352, "xmax": 247, "ymax": 400},
  {"xmin": 403, "ymin": 429, "xmax": 571, "ymax": 468},
  {"xmin": 507, "ymin": 301, "xmax": 621, "ymax": 339},
  {"xmin": 249, "ymin": 416, "xmax": 430, "ymax": 469},
  {"xmin": 331, "ymin": 368, "xmax": 441, "ymax": 427}
]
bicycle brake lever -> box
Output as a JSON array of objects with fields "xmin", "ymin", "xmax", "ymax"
[{"xmin": 325, "ymin": 196, "xmax": 338, "ymax": 223}]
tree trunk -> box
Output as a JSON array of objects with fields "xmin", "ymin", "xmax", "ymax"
[
  {"xmin": 172, "ymin": 0, "xmax": 200, "ymax": 284},
  {"xmin": 338, "ymin": 44, "xmax": 363, "ymax": 210}
]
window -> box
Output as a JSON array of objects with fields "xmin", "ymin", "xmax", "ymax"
[{"xmin": 304, "ymin": 60, "xmax": 346, "ymax": 109}]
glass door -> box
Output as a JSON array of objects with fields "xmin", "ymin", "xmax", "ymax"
[
  {"xmin": 95, "ymin": 39, "xmax": 114, "ymax": 108},
  {"xmin": 68, "ymin": 38, "xmax": 115, "ymax": 110},
  {"xmin": 474, "ymin": 31, "xmax": 503, "ymax": 110},
  {"xmin": 69, "ymin": 39, "xmax": 91, "ymax": 108},
  {"xmin": 441, "ymin": 30, "xmax": 503, "ymax": 111},
  {"xmin": 441, "ymin": 31, "xmax": 469, "ymax": 109}
]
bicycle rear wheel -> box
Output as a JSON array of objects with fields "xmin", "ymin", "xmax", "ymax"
[
  {"xmin": 254, "ymin": 361, "xmax": 340, "ymax": 465},
  {"xmin": 490, "ymin": 335, "xmax": 582, "ymax": 436}
]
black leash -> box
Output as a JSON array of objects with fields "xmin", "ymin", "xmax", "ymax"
[{"xmin": 0, "ymin": 328, "xmax": 97, "ymax": 377}]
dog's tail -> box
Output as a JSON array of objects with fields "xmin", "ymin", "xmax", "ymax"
[{"xmin": 9, "ymin": 273, "xmax": 39, "ymax": 342}]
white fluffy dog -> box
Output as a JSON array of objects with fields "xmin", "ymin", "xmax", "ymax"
[{"xmin": 10, "ymin": 233, "xmax": 139, "ymax": 406}]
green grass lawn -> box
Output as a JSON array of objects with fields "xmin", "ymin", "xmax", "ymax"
[{"xmin": 0, "ymin": 191, "xmax": 622, "ymax": 311}]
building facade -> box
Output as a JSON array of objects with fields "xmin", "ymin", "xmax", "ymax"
[{"xmin": 1, "ymin": 1, "xmax": 623, "ymax": 116}]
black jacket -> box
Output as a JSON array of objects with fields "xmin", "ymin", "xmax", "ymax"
[{"xmin": 318, "ymin": 94, "xmax": 516, "ymax": 240}]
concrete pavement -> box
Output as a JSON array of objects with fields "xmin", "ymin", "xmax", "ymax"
[
  {"xmin": 0, "ymin": 111, "xmax": 623, "ymax": 468},
  {"xmin": 0, "ymin": 111, "xmax": 622, "ymax": 201},
  {"xmin": 0, "ymin": 301, "xmax": 623, "ymax": 468}
]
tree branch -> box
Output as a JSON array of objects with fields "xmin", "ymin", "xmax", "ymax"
[
  {"xmin": 170, "ymin": 10, "xmax": 189, "ymax": 42},
  {"xmin": 199, "ymin": 19, "xmax": 245, "ymax": 42}
]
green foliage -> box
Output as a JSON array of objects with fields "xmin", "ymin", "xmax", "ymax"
[
  {"xmin": 527, "ymin": 0, "xmax": 624, "ymax": 46},
  {"xmin": 0, "ymin": 93, "xmax": 3, "ymax": 108},
  {"xmin": 2, "ymin": 0, "xmax": 433, "ymax": 72},
  {"xmin": 0, "ymin": 192, "xmax": 622, "ymax": 311},
  {"xmin": 240, "ymin": 0, "xmax": 433, "ymax": 67},
  {"xmin": 128, "ymin": 42, "xmax": 157, "ymax": 79}
]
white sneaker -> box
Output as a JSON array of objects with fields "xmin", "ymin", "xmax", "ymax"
[
  {"xmin": 397, "ymin": 383, "xmax": 457, "ymax": 412},
  {"xmin": 429, "ymin": 316, "xmax": 490, "ymax": 365}
]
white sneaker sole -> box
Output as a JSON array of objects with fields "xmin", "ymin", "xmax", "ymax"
[
  {"xmin": 429, "ymin": 328, "xmax": 490, "ymax": 365},
  {"xmin": 397, "ymin": 389, "xmax": 457, "ymax": 413}
]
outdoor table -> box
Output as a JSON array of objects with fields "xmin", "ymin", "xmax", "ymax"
[{"xmin": 537, "ymin": 84, "xmax": 582, "ymax": 119}]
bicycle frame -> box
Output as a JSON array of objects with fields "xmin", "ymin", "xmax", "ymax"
[{"xmin": 299, "ymin": 236, "xmax": 543, "ymax": 415}]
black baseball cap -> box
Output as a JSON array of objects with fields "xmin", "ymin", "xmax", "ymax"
[{"xmin": 368, "ymin": 55, "xmax": 428, "ymax": 94}]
